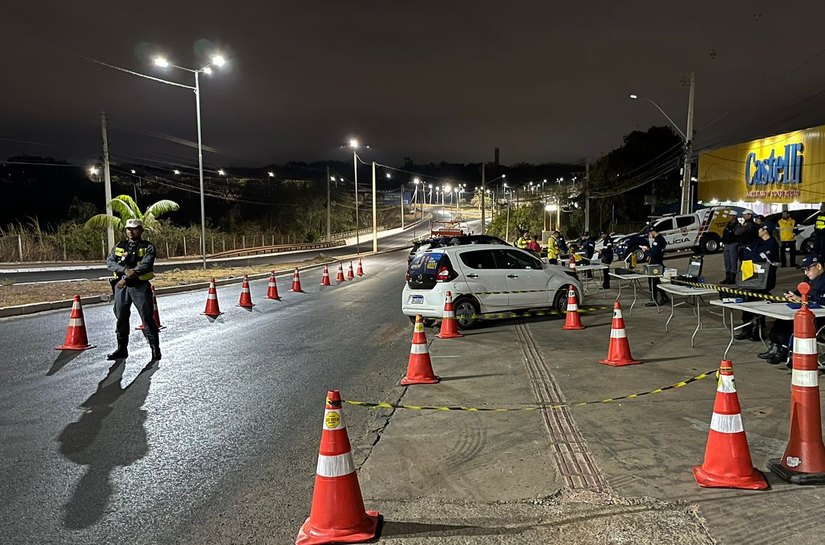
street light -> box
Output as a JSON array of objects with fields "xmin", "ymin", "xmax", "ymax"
[
  {"xmin": 629, "ymin": 72, "xmax": 695, "ymax": 215},
  {"xmin": 348, "ymin": 138, "xmax": 362, "ymax": 252},
  {"xmin": 147, "ymin": 52, "xmax": 228, "ymax": 269}
]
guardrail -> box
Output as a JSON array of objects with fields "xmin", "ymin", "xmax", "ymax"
[{"xmin": 207, "ymin": 239, "xmax": 346, "ymax": 259}]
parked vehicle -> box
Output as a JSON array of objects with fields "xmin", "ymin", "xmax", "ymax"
[
  {"xmin": 407, "ymin": 234, "xmax": 509, "ymax": 263},
  {"xmin": 615, "ymin": 207, "xmax": 739, "ymax": 263},
  {"xmin": 401, "ymin": 244, "xmax": 582, "ymax": 328}
]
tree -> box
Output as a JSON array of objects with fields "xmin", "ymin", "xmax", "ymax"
[{"xmin": 85, "ymin": 195, "xmax": 180, "ymax": 234}]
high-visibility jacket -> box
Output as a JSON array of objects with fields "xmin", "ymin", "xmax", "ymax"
[
  {"xmin": 515, "ymin": 237, "xmax": 528, "ymax": 249},
  {"xmin": 778, "ymin": 217, "xmax": 796, "ymax": 242},
  {"xmin": 106, "ymin": 239, "xmax": 156, "ymax": 282},
  {"xmin": 546, "ymin": 236, "xmax": 559, "ymax": 260},
  {"xmin": 816, "ymin": 213, "xmax": 825, "ymax": 233}
]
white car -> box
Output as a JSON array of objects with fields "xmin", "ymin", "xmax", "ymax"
[{"xmin": 401, "ymin": 244, "xmax": 584, "ymax": 328}]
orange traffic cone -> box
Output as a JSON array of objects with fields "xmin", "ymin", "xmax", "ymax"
[
  {"xmin": 290, "ymin": 268, "xmax": 305, "ymax": 293},
  {"xmin": 320, "ymin": 265, "xmax": 332, "ymax": 286},
  {"xmin": 401, "ymin": 315, "xmax": 440, "ymax": 385},
  {"xmin": 238, "ymin": 275, "xmax": 255, "ymax": 308},
  {"xmin": 599, "ymin": 301, "xmax": 640, "ymax": 366},
  {"xmin": 769, "ymin": 282, "xmax": 825, "ymax": 484},
  {"xmin": 356, "ymin": 257, "xmax": 365, "ymax": 276},
  {"xmin": 561, "ymin": 284, "xmax": 585, "ymax": 330},
  {"xmin": 267, "ymin": 272, "xmax": 281, "ymax": 300},
  {"xmin": 55, "ymin": 295, "xmax": 95, "ymax": 350},
  {"xmin": 136, "ymin": 284, "xmax": 165, "ymax": 331},
  {"xmin": 336, "ymin": 264, "xmax": 345, "ymax": 283},
  {"xmin": 436, "ymin": 291, "xmax": 464, "ymax": 339},
  {"xmin": 296, "ymin": 390, "xmax": 380, "ymax": 545},
  {"xmin": 347, "ymin": 261, "xmax": 355, "ymax": 280},
  {"xmin": 693, "ymin": 360, "xmax": 769, "ymax": 489},
  {"xmin": 202, "ymin": 278, "xmax": 224, "ymax": 317}
]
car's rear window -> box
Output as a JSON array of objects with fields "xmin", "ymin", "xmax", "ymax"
[{"xmin": 409, "ymin": 252, "xmax": 445, "ymax": 276}]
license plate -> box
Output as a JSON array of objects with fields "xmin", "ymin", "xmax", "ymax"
[{"xmin": 410, "ymin": 295, "xmax": 424, "ymax": 304}]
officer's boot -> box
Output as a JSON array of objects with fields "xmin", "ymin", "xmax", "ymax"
[
  {"xmin": 107, "ymin": 338, "xmax": 128, "ymax": 360},
  {"xmin": 150, "ymin": 343, "xmax": 162, "ymax": 361},
  {"xmin": 758, "ymin": 343, "xmax": 780, "ymax": 359}
]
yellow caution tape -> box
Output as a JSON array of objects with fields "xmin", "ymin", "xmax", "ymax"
[
  {"xmin": 344, "ymin": 368, "xmax": 717, "ymax": 412},
  {"xmin": 669, "ymin": 278, "xmax": 792, "ymax": 302},
  {"xmin": 471, "ymin": 305, "xmax": 613, "ymax": 322}
]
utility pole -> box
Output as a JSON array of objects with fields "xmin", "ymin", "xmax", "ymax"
[
  {"xmin": 480, "ymin": 163, "xmax": 486, "ymax": 235},
  {"xmin": 584, "ymin": 160, "xmax": 591, "ymax": 233},
  {"xmin": 680, "ymin": 72, "xmax": 696, "ymax": 215},
  {"xmin": 100, "ymin": 112, "xmax": 115, "ymax": 251},
  {"xmin": 371, "ymin": 161, "xmax": 378, "ymax": 253},
  {"xmin": 401, "ymin": 183, "xmax": 405, "ymax": 230},
  {"xmin": 326, "ymin": 165, "xmax": 331, "ymax": 242}
]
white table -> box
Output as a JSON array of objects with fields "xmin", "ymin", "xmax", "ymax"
[
  {"xmin": 709, "ymin": 300, "xmax": 825, "ymax": 359},
  {"xmin": 609, "ymin": 272, "xmax": 660, "ymax": 315},
  {"xmin": 574, "ymin": 264, "xmax": 609, "ymax": 295},
  {"xmin": 657, "ymin": 284, "xmax": 720, "ymax": 347}
]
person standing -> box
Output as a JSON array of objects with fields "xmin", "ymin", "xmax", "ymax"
[
  {"xmin": 105, "ymin": 218, "xmax": 161, "ymax": 361},
  {"xmin": 645, "ymin": 226, "xmax": 669, "ymax": 306},
  {"xmin": 734, "ymin": 209, "xmax": 759, "ymax": 263},
  {"xmin": 778, "ymin": 210, "xmax": 797, "ymax": 268},
  {"xmin": 598, "ymin": 232, "xmax": 614, "ymax": 289},
  {"xmin": 546, "ymin": 231, "xmax": 560, "ymax": 264},
  {"xmin": 720, "ymin": 214, "xmax": 740, "ymax": 284},
  {"xmin": 814, "ymin": 202, "xmax": 825, "ymax": 261},
  {"xmin": 515, "ymin": 231, "xmax": 528, "ymax": 249},
  {"xmin": 734, "ymin": 223, "xmax": 780, "ymax": 341},
  {"xmin": 526, "ymin": 234, "xmax": 541, "ymax": 253}
]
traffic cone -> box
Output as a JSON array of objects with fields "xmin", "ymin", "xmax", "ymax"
[
  {"xmin": 266, "ymin": 272, "xmax": 281, "ymax": 300},
  {"xmin": 55, "ymin": 295, "xmax": 95, "ymax": 350},
  {"xmin": 296, "ymin": 390, "xmax": 380, "ymax": 545},
  {"xmin": 436, "ymin": 291, "xmax": 464, "ymax": 339},
  {"xmin": 401, "ymin": 315, "xmax": 440, "ymax": 385},
  {"xmin": 598, "ymin": 301, "xmax": 640, "ymax": 366},
  {"xmin": 238, "ymin": 275, "xmax": 255, "ymax": 308},
  {"xmin": 320, "ymin": 265, "xmax": 332, "ymax": 286},
  {"xmin": 289, "ymin": 268, "xmax": 305, "ymax": 293},
  {"xmin": 356, "ymin": 258, "xmax": 365, "ymax": 276},
  {"xmin": 136, "ymin": 284, "xmax": 165, "ymax": 331},
  {"xmin": 347, "ymin": 261, "xmax": 355, "ymax": 280},
  {"xmin": 202, "ymin": 278, "xmax": 224, "ymax": 317},
  {"xmin": 561, "ymin": 284, "xmax": 585, "ymax": 330},
  {"xmin": 769, "ymin": 282, "xmax": 825, "ymax": 484},
  {"xmin": 693, "ymin": 360, "xmax": 769, "ymax": 489},
  {"xmin": 336, "ymin": 264, "xmax": 345, "ymax": 283}
]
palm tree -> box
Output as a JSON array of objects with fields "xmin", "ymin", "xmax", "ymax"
[{"xmin": 85, "ymin": 195, "xmax": 180, "ymax": 233}]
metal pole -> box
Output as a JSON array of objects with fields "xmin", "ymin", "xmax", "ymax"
[
  {"xmin": 194, "ymin": 71, "xmax": 207, "ymax": 270},
  {"xmin": 353, "ymin": 151, "xmax": 359, "ymax": 253},
  {"xmin": 372, "ymin": 161, "xmax": 378, "ymax": 253},
  {"xmin": 100, "ymin": 112, "xmax": 115, "ymax": 251},
  {"xmin": 326, "ymin": 165, "xmax": 331, "ymax": 241},
  {"xmin": 480, "ymin": 163, "xmax": 486, "ymax": 235},
  {"xmin": 401, "ymin": 184, "xmax": 405, "ymax": 230},
  {"xmin": 584, "ymin": 160, "xmax": 591, "ymax": 232},
  {"xmin": 681, "ymin": 72, "xmax": 696, "ymax": 215},
  {"xmin": 505, "ymin": 190, "xmax": 511, "ymax": 243}
]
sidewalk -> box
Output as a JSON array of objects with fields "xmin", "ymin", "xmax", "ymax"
[{"xmin": 355, "ymin": 252, "xmax": 824, "ymax": 544}]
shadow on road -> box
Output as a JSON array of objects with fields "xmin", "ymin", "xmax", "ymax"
[
  {"xmin": 57, "ymin": 360, "xmax": 157, "ymax": 529},
  {"xmin": 46, "ymin": 350, "xmax": 83, "ymax": 376}
]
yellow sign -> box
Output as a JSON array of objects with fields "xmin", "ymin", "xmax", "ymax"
[
  {"xmin": 698, "ymin": 123, "xmax": 825, "ymax": 203},
  {"xmin": 740, "ymin": 260, "xmax": 754, "ymax": 281},
  {"xmin": 325, "ymin": 411, "xmax": 341, "ymax": 429}
]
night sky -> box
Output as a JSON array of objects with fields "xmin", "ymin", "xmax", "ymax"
[{"xmin": 4, "ymin": 1, "xmax": 825, "ymax": 170}]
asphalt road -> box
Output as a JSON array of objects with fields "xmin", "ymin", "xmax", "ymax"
[{"xmin": 0, "ymin": 250, "xmax": 415, "ymax": 545}]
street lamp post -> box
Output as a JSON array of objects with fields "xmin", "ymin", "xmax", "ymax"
[
  {"xmin": 151, "ymin": 54, "xmax": 227, "ymax": 270},
  {"xmin": 348, "ymin": 139, "xmax": 361, "ymax": 253}
]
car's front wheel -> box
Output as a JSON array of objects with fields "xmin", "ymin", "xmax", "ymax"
[
  {"xmin": 553, "ymin": 287, "xmax": 578, "ymax": 314},
  {"xmin": 453, "ymin": 297, "xmax": 480, "ymax": 329}
]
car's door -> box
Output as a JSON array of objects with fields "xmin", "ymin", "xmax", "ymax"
[
  {"xmin": 454, "ymin": 248, "xmax": 509, "ymax": 309},
  {"xmin": 492, "ymin": 248, "xmax": 550, "ymax": 309},
  {"xmin": 670, "ymin": 214, "xmax": 697, "ymax": 250}
]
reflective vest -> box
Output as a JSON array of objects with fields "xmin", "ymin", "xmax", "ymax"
[
  {"xmin": 816, "ymin": 214, "xmax": 825, "ymax": 232},
  {"xmin": 778, "ymin": 218, "xmax": 796, "ymax": 242},
  {"xmin": 546, "ymin": 236, "xmax": 559, "ymax": 260},
  {"xmin": 111, "ymin": 241, "xmax": 155, "ymax": 281},
  {"xmin": 515, "ymin": 237, "xmax": 528, "ymax": 249}
]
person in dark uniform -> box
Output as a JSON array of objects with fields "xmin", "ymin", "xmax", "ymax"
[
  {"xmin": 645, "ymin": 226, "xmax": 669, "ymax": 307},
  {"xmin": 580, "ymin": 232, "xmax": 595, "ymax": 278},
  {"xmin": 734, "ymin": 209, "xmax": 759, "ymax": 261},
  {"xmin": 720, "ymin": 214, "xmax": 740, "ymax": 284},
  {"xmin": 734, "ymin": 223, "xmax": 780, "ymax": 342},
  {"xmin": 598, "ymin": 232, "xmax": 613, "ymax": 289},
  {"xmin": 105, "ymin": 218, "xmax": 161, "ymax": 361},
  {"xmin": 814, "ymin": 202, "xmax": 825, "ymax": 261},
  {"xmin": 760, "ymin": 254, "xmax": 825, "ymax": 364}
]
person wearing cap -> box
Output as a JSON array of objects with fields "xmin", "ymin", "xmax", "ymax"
[
  {"xmin": 734, "ymin": 222, "xmax": 780, "ymax": 342},
  {"xmin": 597, "ymin": 232, "xmax": 614, "ymax": 289},
  {"xmin": 734, "ymin": 209, "xmax": 758, "ymax": 260},
  {"xmin": 720, "ymin": 212, "xmax": 740, "ymax": 284},
  {"xmin": 645, "ymin": 225, "xmax": 669, "ymax": 307},
  {"xmin": 105, "ymin": 218, "xmax": 161, "ymax": 362},
  {"xmin": 580, "ymin": 231, "xmax": 596, "ymax": 278},
  {"xmin": 814, "ymin": 202, "xmax": 825, "ymax": 260},
  {"xmin": 759, "ymin": 254, "xmax": 825, "ymax": 365},
  {"xmin": 778, "ymin": 210, "xmax": 797, "ymax": 268}
]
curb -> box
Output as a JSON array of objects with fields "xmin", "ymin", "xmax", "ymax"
[{"xmin": 0, "ymin": 246, "xmax": 409, "ymax": 319}]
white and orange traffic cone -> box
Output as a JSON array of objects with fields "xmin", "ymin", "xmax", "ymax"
[
  {"xmin": 401, "ymin": 315, "xmax": 440, "ymax": 385},
  {"xmin": 769, "ymin": 282, "xmax": 825, "ymax": 484},
  {"xmin": 238, "ymin": 275, "xmax": 255, "ymax": 308},
  {"xmin": 136, "ymin": 284, "xmax": 165, "ymax": 331},
  {"xmin": 356, "ymin": 258, "xmax": 365, "ymax": 276},
  {"xmin": 561, "ymin": 284, "xmax": 585, "ymax": 330},
  {"xmin": 55, "ymin": 295, "xmax": 95, "ymax": 350},
  {"xmin": 296, "ymin": 390, "xmax": 380, "ymax": 545},
  {"xmin": 290, "ymin": 268, "xmax": 305, "ymax": 293},
  {"xmin": 203, "ymin": 278, "xmax": 224, "ymax": 318},
  {"xmin": 693, "ymin": 360, "xmax": 768, "ymax": 489},
  {"xmin": 347, "ymin": 261, "xmax": 355, "ymax": 280},
  {"xmin": 436, "ymin": 291, "xmax": 464, "ymax": 339},
  {"xmin": 267, "ymin": 272, "xmax": 281, "ymax": 300},
  {"xmin": 336, "ymin": 264, "xmax": 346, "ymax": 283},
  {"xmin": 599, "ymin": 301, "xmax": 640, "ymax": 366},
  {"xmin": 320, "ymin": 265, "xmax": 332, "ymax": 286}
]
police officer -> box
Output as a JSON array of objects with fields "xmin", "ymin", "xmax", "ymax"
[
  {"xmin": 734, "ymin": 223, "xmax": 780, "ymax": 341},
  {"xmin": 734, "ymin": 209, "xmax": 759, "ymax": 259},
  {"xmin": 814, "ymin": 202, "xmax": 825, "ymax": 261},
  {"xmin": 515, "ymin": 231, "xmax": 529, "ymax": 249},
  {"xmin": 546, "ymin": 231, "xmax": 560, "ymax": 264},
  {"xmin": 778, "ymin": 210, "xmax": 797, "ymax": 268},
  {"xmin": 598, "ymin": 232, "xmax": 614, "ymax": 289},
  {"xmin": 720, "ymin": 214, "xmax": 739, "ymax": 284},
  {"xmin": 105, "ymin": 218, "xmax": 161, "ymax": 361},
  {"xmin": 645, "ymin": 226, "xmax": 669, "ymax": 306}
]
